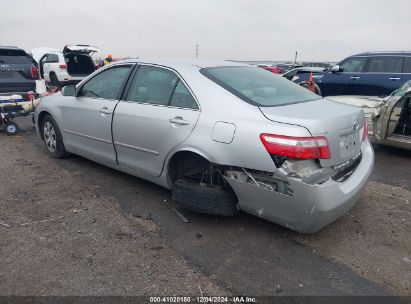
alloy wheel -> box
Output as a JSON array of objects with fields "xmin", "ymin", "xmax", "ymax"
[{"xmin": 43, "ymin": 121, "xmax": 57, "ymax": 152}]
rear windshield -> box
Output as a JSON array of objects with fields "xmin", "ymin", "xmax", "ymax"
[
  {"xmin": 201, "ymin": 66, "xmax": 320, "ymax": 107},
  {"xmin": 0, "ymin": 49, "xmax": 31, "ymax": 64}
]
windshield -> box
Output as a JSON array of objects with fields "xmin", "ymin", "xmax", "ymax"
[{"xmin": 201, "ymin": 66, "xmax": 320, "ymax": 107}]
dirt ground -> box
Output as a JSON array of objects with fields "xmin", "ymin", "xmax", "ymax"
[
  {"xmin": 0, "ymin": 132, "xmax": 226, "ymax": 295},
  {"xmin": 288, "ymin": 181, "xmax": 411, "ymax": 294},
  {"xmin": 0, "ymin": 118, "xmax": 410, "ymax": 296}
]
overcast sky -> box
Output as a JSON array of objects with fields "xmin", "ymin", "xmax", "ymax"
[{"xmin": 2, "ymin": 0, "xmax": 410, "ymax": 62}]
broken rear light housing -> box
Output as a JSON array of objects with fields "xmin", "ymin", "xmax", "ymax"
[{"xmin": 260, "ymin": 134, "xmax": 331, "ymax": 159}]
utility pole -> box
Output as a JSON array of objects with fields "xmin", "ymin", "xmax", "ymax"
[
  {"xmin": 294, "ymin": 51, "xmax": 298, "ymax": 64},
  {"xmin": 195, "ymin": 44, "xmax": 199, "ymax": 59}
]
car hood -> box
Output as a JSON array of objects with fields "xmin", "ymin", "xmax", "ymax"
[
  {"xmin": 326, "ymin": 95, "xmax": 384, "ymax": 109},
  {"xmin": 259, "ymin": 98, "xmax": 364, "ymax": 168}
]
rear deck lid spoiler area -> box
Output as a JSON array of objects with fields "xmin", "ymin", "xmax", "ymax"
[{"xmin": 259, "ymin": 98, "xmax": 365, "ymax": 168}]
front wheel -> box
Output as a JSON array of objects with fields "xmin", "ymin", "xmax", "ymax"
[{"xmin": 41, "ymin": 115, "xmax": 68, "ymax": 158}]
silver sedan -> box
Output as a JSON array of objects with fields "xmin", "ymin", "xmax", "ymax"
[{"xmin": 34, "ymin": 59, "xmax": 374, "ymax": 233}]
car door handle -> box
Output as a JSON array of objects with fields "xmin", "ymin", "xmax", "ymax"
[
  {"xmin": 169, "ymin": 117, "xmax": 189, "ymax": 125},
  {"xmin": 389, "ymin": 77, "xmax": 400, "ymax": 80},
  {"xmin": 350, "ymin": 76, "xmax": 360, "ymax": 80},
  {"xmin": 99, "ymin": 107, "xmax": 112, "ymax": 114}
]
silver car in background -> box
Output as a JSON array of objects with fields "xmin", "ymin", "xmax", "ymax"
[
  {"xmin": 34, "ymin": 59, "xmax": 374, "ymax": 233},
  {"xmin": 328, "ymin": 80, "xmax": 411, "ymax": 150}
]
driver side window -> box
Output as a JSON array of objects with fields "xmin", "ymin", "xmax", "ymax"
[
  {"xmin": 340, "ymin": 57, "xmax": 367, "ymax": 73},
  {"xmin": 79, "ymin": 65, "xmax": 131, "ymax": 100}
]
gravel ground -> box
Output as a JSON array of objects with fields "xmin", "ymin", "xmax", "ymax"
[
  {"xmin": 0, "ymin": 118, "xmax": 410, "ymax": 297},
  {"xmin": 288, "ymin": 181, "xmax": 411, "ymax": 294},
  {"xmin": 0, "ymin": 132, "xmax": 226, "ymax": 295}
]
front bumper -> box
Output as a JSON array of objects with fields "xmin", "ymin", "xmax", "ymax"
[{"xmin": 225, "ymin": 139, "xmax": 374, "ymax": 234}]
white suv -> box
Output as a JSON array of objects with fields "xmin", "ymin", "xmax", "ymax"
[{"xmin": 32, "ymin": 45, "xmax": 98, "ymax": 88}]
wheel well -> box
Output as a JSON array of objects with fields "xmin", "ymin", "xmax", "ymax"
[
  {"xmin": 37, "ymin": 111, "xmax": 51, "ymax": 138},
  {"xmin": 167, "ymin": 151, "xmax": 210, "ymax": 184}
]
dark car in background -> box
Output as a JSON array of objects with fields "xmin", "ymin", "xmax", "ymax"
[
  {"xmin": 317, "ymin": 52, "xmax": 411, "ymax": 97},
  {"xmin": 0, "ymin": 46, "xmax": 38, "ymax": 95}
]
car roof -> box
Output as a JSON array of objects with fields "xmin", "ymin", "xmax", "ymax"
[
  {"xmin": 0, "ymin": 45, "xmax": 24, "ymax": 51},
  {"xmin": 353, "ymin": 51, "xmax": 411, "ymax": 56},
  {"xmin": 113, "ymin": 58, "xmax": 250, "ymax": 69}
]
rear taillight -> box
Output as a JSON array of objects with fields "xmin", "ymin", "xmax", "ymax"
[
  {"xmin": 260, "ymin": 134, "xmax": 331, "ymax": 159},
  {"xmin": 31, "ymin": 65, "xmax": 39, "ymax": 79},
  {"xmin": 362, "ymin": 117, "xmax": 367, "ymax": 142},
  {"xmin": 59, "ymin": 64, "xmax": 67, "ymax": 69}
]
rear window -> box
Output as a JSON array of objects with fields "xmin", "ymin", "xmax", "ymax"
[
  {"xmin": 0, "ymin": 49, "xmax": 31, "ymax": 64},
  {"xmin": 403, "ymin": 57, "xmax": 411, "ymax": 73},
  {"xmin": 201, "ymin": 66, "xmax": 320, "ymax": 107},
  {"xmin": 364, "ymin": 56, "xmax": 403, "ymax": 73}
]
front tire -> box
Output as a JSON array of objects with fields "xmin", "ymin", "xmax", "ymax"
[{"xmin": 41, "ymin": 115, "xmax": 68, "ymax": 158}]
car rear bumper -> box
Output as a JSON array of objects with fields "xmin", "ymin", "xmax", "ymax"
[
  {"xmin": 0, "ymin": 81, "xmax": 36, "ymax": 94},
  {"xmin": 225, "ymin": 139, "xmax": 374, "ymax": 234}
]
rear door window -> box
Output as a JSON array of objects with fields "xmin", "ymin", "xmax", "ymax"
[
  {"xmin": 0, "ymin": 49, "xmax": 31, "ymax": 64},
  {"xmin": 339, "ymin": 57, "xmax": 367, "ymax": 73},
  {"xmin": 364, "ymin": 56, "xmax": 403, "ymax": 73},
  {"xmin": 126, "ymin": 66, "xmax": 178, "ymax": 106},
  {"xmin": 169, "ymin": 80, "xmax": 198, "ymax": 109},
  {"xmin": 125, "ymin": 65, "xmax": 198, "ymax": 109},
  {"xmin": 403, "ymin": 57, "xmax": 411, "ymax": 73},
  {"xmin": 46, "ymin": 53, "xmax": 59, "ymax": 63},
  {"xmin": 79, "ymin": 65, "xmax": 132, "ymax": 100}
]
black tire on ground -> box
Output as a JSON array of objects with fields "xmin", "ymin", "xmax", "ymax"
[
  {"xmin": 172, "ymin": 179, "xmax": 239, "ymax": 216},
  {"xmin": 50, "ymin": 73, "xmax": 61, "ymax": 89},
  {"xmin": 41, "ymin": 114, "xmax": 68, "ymax": 158},
  {"xmin": 4, "ymin": 122, "xmax": 18, "ymax": 135}
]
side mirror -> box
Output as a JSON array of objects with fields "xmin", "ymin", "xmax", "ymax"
[
  {"xmin": 61, "ymin": 85, "xmax": 76, "ymax": 96},
  {"xmin": 331, "ymin": 65, "xmax": 341, "ymax": 73}
]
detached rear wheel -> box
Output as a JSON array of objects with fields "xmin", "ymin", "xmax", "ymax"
[
  {"xmin": 5, "ymin": 122, "xmax": 18, "ymax": 135},
  {"xmin": 172, "ymin": 179, "xmax": 239, "ymax": 216},
  {"xmin": 41, "ymin": 115, "xmax": 67, "ymax": 158}
]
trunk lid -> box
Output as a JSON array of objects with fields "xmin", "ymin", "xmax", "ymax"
[
  {"xmin": 259, "ymin": 99, "xmax": 364, "ymax": 167},
  {"xmin": 63, "ymin": 44, "xmax": 99, "ymax": 54}
]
